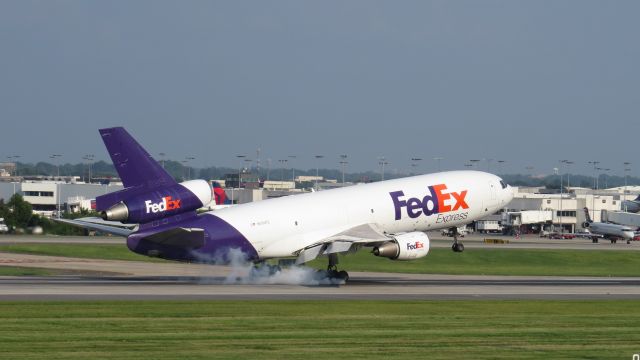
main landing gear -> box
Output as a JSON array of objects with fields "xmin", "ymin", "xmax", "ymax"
[
  {"xmin": 326, "ymin": 253, "xmax": 349, "ymax": 282},
  {"xmin": 451, "ymin": 227, "xmax": 465, "ymax": 253}
]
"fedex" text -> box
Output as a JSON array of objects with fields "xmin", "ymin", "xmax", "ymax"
[
  {"xmin": 145, "ymin": 196, "xmax": 181, "ymax": 214},
  {"xmin": 407, "ymin": 241, "xmax": 424, "ymax": 251},
  {"xmin": 390, "ymin": 184, "xmax": 468, "ymax": 220}
]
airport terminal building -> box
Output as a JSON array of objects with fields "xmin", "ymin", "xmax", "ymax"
[
  {"xmin": 0, "ymin": 177, "xmax": 123, "ymax": 217},
  {"xmin": 498, "ymin": 186, "xmax": 640, "ymax": 235}
]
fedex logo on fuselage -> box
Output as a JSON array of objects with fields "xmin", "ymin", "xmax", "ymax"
[
  {"xmin": 145, "ymin": 196, "xmax": 181, "ymax": 214},
  {"xmin": 390, "ymin": 184, "xmax": 468, "ymax": 220}
]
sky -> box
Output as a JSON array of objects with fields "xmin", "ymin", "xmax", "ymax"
[{"xmin": 1, "ymin": 1, "xmax": 639, "ymax": 176}]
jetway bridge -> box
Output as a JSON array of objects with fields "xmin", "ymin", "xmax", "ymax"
[{"xmin": 601, "ymin": 210, "xmax": 640, "ymax": 229}]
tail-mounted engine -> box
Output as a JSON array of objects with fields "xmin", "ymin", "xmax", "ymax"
[
  {"xmin": 100, "ymin": 180, "xmax": 212, "ymax": 223},
  {"xmin": 373, "ymin": 232, "xmax": 430, "ymax": 261}
]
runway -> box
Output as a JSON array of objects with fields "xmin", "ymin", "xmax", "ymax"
[
  {"xmin": 2, "ymin": 234, "xmax": 640, "ymax": 301},
  {"xmin": 2, "ymin": 273, "xmax": 640, "ymax": 300}
]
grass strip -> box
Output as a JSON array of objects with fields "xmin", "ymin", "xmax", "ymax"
[
  {"xmin": 0, "ymin": 300, "xmax": 638, "ymax": 359},
  {"xmin": 2, "ymin": 244, "xmax": 640, "ymax": 277},
  {"xmin": 0, "ymin": 244, "xmax": 162, "ymax": 262}
]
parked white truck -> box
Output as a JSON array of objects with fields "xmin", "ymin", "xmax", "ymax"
[{"xmin": 0, "ymin": 218, "xmax": 8, "ymax": 233}]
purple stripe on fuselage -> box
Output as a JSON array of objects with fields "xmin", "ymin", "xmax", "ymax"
[{"xmin": 126, "ymin": 213, "xmax": 258, "ymax": 263}]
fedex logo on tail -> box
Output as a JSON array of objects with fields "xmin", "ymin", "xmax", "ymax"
[
  {"xmin": 145, "ymin": 196, "xmax": 181, "ymax": 214},
  {"xmin": 390, "ymin": 184, "xmax": 468, "ymax": 220}
]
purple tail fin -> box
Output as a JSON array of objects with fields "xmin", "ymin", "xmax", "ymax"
[
  {"xmin": 96, "ymin": 127, "xmax": 177, "ymax": 212},
  {"xmin": 99, "ymin": 127, "xmax": 176, "ymax": 189}
]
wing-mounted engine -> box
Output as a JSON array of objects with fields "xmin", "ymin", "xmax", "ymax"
[
  {"xmin": 100, "ymin": 180, "xmax": 212, "ymax": 224},
  {"xmin": 372, "ymin": 231, "xmax": 430, "ymax": 260}
]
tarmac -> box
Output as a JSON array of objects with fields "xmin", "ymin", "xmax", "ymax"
[{"xmin": 1, "ymin": 234, "xmax": 640, "ymax": 301}]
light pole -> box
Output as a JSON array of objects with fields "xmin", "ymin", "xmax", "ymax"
[
  {"xmin": 278, "ymin": 159, "xmax": 288, "ymax": 181},
  {"xmin": 497, "ymin": 160, "xmax": 505, "ymax": 175},
  {"xmin": 410, "ymin": 158, "xmax": 422, "ymax": 176},
  {"xmin": 624, "ymin": 162, "xmax": 631, "ymax": 211},
  {"xmin": 244, "ymin": 158, "xmax": 252, "ymax": 174},
  {"xmin": 587, "ymin": 161, "xmax": 600, "ymax": 220},
  {"xmin": 82, "ymin": 154, "xmax": 94, "ymax": 183},
  {"xmin": 236, "ymin": 155, "xmax": 246, "ymax": 188},
  {"xmin": 7, "ymin": 155, "xmax": 20, "ymax": 177},
  {"xmin": 266, "ymin": 158, "xmax": 272, "ymax": 181},
  {"xmin": 558, "ymin": 160, "xmax": 571, "ymax": 233},
  {"xmin": 49, "ymin": 154, "xmax": 62, "ymax": 178},
  {"xmin": 289, "ymin": 155, "xmax": 296, "ymax": 182},
  {"xmin": 594, "ymin": 167, "xmax": 609, "ymax": 190},
  {"xmin": 588, "ymin": 161, "xmax": 600, "ymax": 189},
  {"xmin": 525, "ymin": 166, "xmax": 534, "ymax": 176},
  {"xmin": 378, "ymin": 157, "xmax": 389, "ymax": 181},
  {"xmin": 184, "ymin": 157, "xmax": 195, "ymax": 180},
  {"xmin": 564, "ymin": 160, "xmax": 573, "ymax": 188},
  {"xmin": 469, "ymin": 159, "xmax": 481, "ymax": 169},
  {"xmin": 554, "ymin": 166, "xmax": 562, "ymax": 233},
  {"xmin": 339, "ymin": 154, "xmax": 348, "ymax": 184},
  {"xmin": 159, "ymin": 153, "xmax": 166, "ymax": 169},
  {"xmin": 433, "ymin": 157, "xmax": 443, "ymax": 172},
  {"xmin": 315, "ymin": 155, "xmax": 324, "ymax": 190}
]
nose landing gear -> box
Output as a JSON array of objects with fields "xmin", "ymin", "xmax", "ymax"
[{"xmin": 450, "ymin": 227, "xmax": 465, "ymax": 253}]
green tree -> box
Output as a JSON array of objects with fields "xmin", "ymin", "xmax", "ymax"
[{"xmin": 6, "ymin": 194, "xmax": 33, "ymax": 229}]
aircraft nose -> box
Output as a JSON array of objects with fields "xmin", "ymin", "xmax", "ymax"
[{"xmin": 504, "ymin": 185, "xmax": 514, "ymax": 203}]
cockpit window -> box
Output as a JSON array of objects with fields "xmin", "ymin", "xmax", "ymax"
[{"xmin": 499, "ymin": 180, "xmax": 508, "ymax": 189}]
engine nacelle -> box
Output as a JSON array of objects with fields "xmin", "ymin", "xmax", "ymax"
[
  {"xmin": 582, "ymin": 222, "xmax": 590, "ymax": 229},
  {"xmin": 101, "ymin": 180, "xmax": 213, "ymax": 223},
  {"xmin": 373, "ymin": 232, "xmax": 430, "ymax": 261}
]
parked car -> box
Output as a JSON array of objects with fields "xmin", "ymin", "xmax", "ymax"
[
  {"xmin": 0, "ymin": 218, "xmax": 8, "ymax": 233},
  {"xmin": 548, "ymin": 232, "xmax": 576, "ymax": 239}
]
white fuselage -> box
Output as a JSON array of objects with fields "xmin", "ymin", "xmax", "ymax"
[
  {"xmin": 207, "ymin": 171, "xmax": 513, "ymax": 259},
  {"xmin": 588, "ymin": 222, "xmax": 635, "ymax": 240}
]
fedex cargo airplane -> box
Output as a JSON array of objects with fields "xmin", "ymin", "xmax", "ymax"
[{"xmin": 62, "ymin": 127, "xmax": 514, "ymax": 280}]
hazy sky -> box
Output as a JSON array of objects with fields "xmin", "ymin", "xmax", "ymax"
[{"xmin": 1, "ymin": 1, "xmax": 639, "ymax": 176}]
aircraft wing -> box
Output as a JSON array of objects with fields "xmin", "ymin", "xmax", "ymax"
[
  {"xmin": 56, "ymin": 217, "xmax": 204, "ymax": 248},
  {"xmin": 54, "ymin": 217, "xmax": 137, "ymax": 237},
  {"xmin": 294, "ymin": 223, "xmax": 391, "ymax": 265}
]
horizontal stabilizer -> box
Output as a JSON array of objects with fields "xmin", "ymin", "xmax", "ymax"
[
  {"xmin": 141, "ymin": 227, "xmax": 205, "ymax": 249},
  {"xmin": 54, "ymin": 217, "xmax": 135, "ymax": 237}
]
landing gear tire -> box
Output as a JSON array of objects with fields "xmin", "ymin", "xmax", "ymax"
[
  {"xmin": 452, "ymin": 243, "xmax": 465, "ymax": 252},
  {"xmin": 451, "ymin": 227, "xmax": 464, "ymax": 253},
  {"xmin": 326, "ymin": 253, "xmax": 349, "ymax": 283},
  {"xmin": 337, "ymin": 270, "xmax": 349, "ymax": 282}
]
